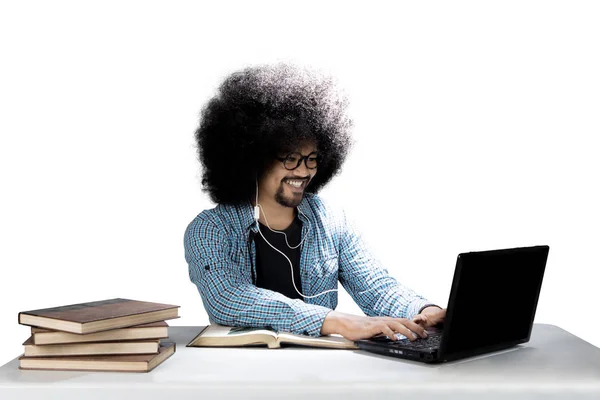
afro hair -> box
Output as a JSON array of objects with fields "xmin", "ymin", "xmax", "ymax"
[{"xmin": 195, "ymin": 63, "xmax": 353, "ymax": 205}]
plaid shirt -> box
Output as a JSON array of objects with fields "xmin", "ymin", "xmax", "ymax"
[{"xmin": 184, "ymin": 193, "xmax": 436, "ymax": 337}]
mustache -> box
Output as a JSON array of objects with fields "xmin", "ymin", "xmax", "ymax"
[{"xmin": 282, "ymin": 177, "xmax": 310, "ymax": 182}]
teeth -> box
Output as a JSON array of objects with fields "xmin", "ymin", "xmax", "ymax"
[{"xmin": 285, "ymin": 179, "xmax": 303, "ymax": 188}]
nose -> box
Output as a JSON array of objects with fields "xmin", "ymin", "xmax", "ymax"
[{"xmin": 294, "ymin": 161, "xmax": 311, "ymax": 177}]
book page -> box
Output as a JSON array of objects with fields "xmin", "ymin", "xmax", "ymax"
[
  {"xmin": 277, "ymin": 332, "xmax": 358, "ymax": 349},
  {"xmin": 205, "ymin": 325, "xmax": 278, "ymax": 338},
  {"xmin": 186, "ymin": 324, "xmax": 279, "ymax": 347}
]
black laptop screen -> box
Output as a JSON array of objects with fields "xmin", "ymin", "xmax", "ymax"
[{"xmin": 442, "ymin": 246, "xmax": 548, "ymax": 356}]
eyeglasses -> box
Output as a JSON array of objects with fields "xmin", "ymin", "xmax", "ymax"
[{"xmin": 276, "ymin": 152, "xmax": 319, "ymax": 170}]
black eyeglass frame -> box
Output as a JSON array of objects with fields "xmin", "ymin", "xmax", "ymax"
[{"xmin": 276, "ymin": 152, "xmax": 319, "ymax": 171}]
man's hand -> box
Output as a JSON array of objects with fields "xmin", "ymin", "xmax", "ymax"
[
  {"xmin": 412, "ymin": 306, "xmax": 446, "ymax": 327},
  {"xmin": 321, "ymin": 311, "xmax": 429, "ymax": 341}
]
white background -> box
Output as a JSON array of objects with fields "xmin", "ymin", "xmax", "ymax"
[{"xmin": 1, "ymin": 0, "xmax": 599, "ymax": 366}]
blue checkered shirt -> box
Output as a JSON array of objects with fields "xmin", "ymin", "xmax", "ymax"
[{"xmin": 184, "ymin": 193, "xmax": 436, "ymax": 337}]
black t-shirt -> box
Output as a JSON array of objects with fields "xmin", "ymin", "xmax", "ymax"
[{"xmin": 254, "ymin": 216, "xmax": 303, "ymax": 300}]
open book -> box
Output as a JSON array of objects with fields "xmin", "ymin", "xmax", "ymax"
[{"xmin": 187, "ymin": 324, "xmax": 358, "ymax": 349}]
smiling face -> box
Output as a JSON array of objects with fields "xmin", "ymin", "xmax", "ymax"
[{"xmin": 259, "ymin": 142, "xmax": 318, "ymax": 208}]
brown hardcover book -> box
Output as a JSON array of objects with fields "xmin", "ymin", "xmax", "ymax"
[
  {"xmin": 187, "ymin": 324, "xmax": 358, "ymax": 349},
  {"xmin": 19, "ymin": 342, "xmax": 175, "ymax": 372},
  {"xmin": 31, "ymin": 321, "xmax": 169, "ymax": 345},
  {"xmin": 23, "ymin": 336, "xmax": 160, "ymax": 357},
  {"xmin": 18, "ymin": 298, "xmax": 180, "ymax": 334}
]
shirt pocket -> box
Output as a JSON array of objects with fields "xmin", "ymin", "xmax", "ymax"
[{"xmin": 313, "ymin": 256, "xmax": 339, "ymax": 279}]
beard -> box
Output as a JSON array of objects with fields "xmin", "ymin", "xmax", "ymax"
[{"xmin": 274, "ymin": 182, "xmax": 304, "ymax": 208}]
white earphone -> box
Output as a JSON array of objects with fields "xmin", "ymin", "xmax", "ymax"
[{"xmin": 254, "ymin": 179, "xmax": 338, "ymax": 299}]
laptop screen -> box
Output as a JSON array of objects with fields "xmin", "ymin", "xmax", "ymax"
[{"xmin": 442, "ymin": 246, "xmax": 548, "ymax": 356}]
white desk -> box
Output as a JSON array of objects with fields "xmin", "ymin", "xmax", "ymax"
[{"xmin": 1, "ymin": 324, "xmax": 599, "ymax": 400}]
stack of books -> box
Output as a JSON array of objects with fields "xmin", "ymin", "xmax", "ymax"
[{"xmin": 17, "ymin": 298, "xmax": 180, "ymax": 372}]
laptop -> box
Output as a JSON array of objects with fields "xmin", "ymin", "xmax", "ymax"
[{"xmin": 355, "ymin": 245, "xmax": 549, "ymax": 363}]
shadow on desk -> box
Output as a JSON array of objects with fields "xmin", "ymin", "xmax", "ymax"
[{"xmin": 354, "ymin": 344, "xmax": 531, "ymax": 369}]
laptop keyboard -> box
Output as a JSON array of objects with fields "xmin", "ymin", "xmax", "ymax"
[
  {"xmin": 370, "ymin": 334, "xmax": 442, "ymax": 349},
  {"xmin": 397, "ymin": 334, "xmax": 442, "ymax": 349}
]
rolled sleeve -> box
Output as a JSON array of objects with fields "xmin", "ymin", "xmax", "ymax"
[
  {"xmin": 406, "ymin": 300, "xmax": 440, "ymax": 320},
  {"xmin": 290, "ymin": 302, "xmax": 332, "ymax": 336}
]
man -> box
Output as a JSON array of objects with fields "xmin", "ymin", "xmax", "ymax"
[{"xmin": 184, "ymin": 63, "xmax": 446, "ymax": 342}]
